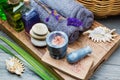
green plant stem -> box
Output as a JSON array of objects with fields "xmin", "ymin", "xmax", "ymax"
[
  {"xmin": 0, "ymin": 44, "xmax": 44, "ymax": 79},
  {"xmin": 0, "ymin": 36, "xmax": 61, "ymax": 80}
]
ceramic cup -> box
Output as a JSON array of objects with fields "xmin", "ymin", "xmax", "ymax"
[{"xmin": 46, "ymin": 31, "xmax": 68, "ymax": 59}]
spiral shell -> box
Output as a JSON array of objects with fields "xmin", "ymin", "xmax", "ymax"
[
  {"xmin": 6, "ymin": 57, "xmax": 25, "ymax": 75},
  {"xmin": 83, "ymin": 26, "xmax": 117, "ymax": 42}
]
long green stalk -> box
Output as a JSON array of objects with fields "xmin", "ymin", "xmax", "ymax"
[
  {"xmin": 0, "ymin": 36, "xmax": 61, "ymax": 80},
  {"xmin": 0, "ymin": 44, "xmax": 41, "ymax": 77}
]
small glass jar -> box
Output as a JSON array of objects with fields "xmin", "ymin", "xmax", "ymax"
[{"xmin": 21, "ymin": 0, "xmax": 40, "ymax": 33}]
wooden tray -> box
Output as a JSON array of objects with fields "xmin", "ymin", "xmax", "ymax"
[
  {"xmin": 0, "ymin": 21, "xmax": 120, "ymax": 80},
  {"xmin": 42, "ymin": 50, "xmax": 93, "ymax": 79}
]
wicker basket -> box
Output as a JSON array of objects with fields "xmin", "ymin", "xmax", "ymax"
[{"xmin": 77, "ymin": 0, "xmax": 120, "ymax": 17}]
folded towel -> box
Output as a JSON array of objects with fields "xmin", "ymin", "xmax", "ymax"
[
  {"xmin": 39, "ymin": 0, "xmax": 84, "ymax": 17},
  {"xmin": 56, "ymin": 20, "xmax": 80, "ymax": 43},
  {"xmin": 30, "ymin": 0, "xmax": 80, "ymax": 43},
  {"xmin": 39, "ymin": 0, "xmax": 94, "ymax": 31}
]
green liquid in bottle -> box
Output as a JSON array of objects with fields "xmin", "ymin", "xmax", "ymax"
[
  {"xmin": 3, "ymin": 1, "xmax": 24, "ymax": 32},
  {"xmin": 0, "ymin": 0, "xmax": 7, "ymax": 3},
  {"xmin": 0, "ymin": 0, "xmax": 7, "ymax": 21},
  {"xmin": 0, "ymin": 7, "xmax": 7, "ymax": 21}
]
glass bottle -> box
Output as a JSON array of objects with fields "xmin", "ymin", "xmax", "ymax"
[
  {"xmin": 0, "ymin": 0, "xmax": 7, "ymax": 4},
  {"xmin": 2, "ymin": 0, "xmax": 24, "ymax": 32},
  {"xmin": 21, "ymin": 0, "xmax": 40, "ymax": 33},
  {"xmin": 0, "ymin": 6, "xmax": 7, "ymax": 21},
  {"xmin": 0, "ymin": 0, "xmax": 7, "ymax": 21}
]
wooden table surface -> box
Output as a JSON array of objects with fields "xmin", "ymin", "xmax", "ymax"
[
  {"xmin": 91, "ymin": 16, "xmax": 120, "ymax": 80},
  {"xmin": 0, "ymin": 15, "xmax": 120, "ymax": 80}
]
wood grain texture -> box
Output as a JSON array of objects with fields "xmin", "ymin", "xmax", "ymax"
[
  {"xmin": 91, "ymin": 64, "xmax": 120, "ymax": 80},
  {"xmin": 90, "ymin": 16, "xmax": 120, "ymax": 80},
  {"xmin": 42, "ymin": 21, "xmax": 120, "ymax": 79},
  {"xmin": 42, "ymin": 50, "xmax": 93, "ymax": 79},
  {"xmin": 0, "ymin": 21, "xmax": 120, "ymax": 80}
]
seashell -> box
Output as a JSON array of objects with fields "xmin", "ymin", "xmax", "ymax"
[
  {"xmin": 83, "ymin": 26, "xmax": 117, "ymax": 42},
  {"xmin": 6, "ymin": 57, "xmax": 25, "ymax": 76}
]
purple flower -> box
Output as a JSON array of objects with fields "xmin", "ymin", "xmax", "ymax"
[
  {"xmin": 46, "ymin": 17, "xmax": 50, "ymax": 22},
  {"xmin": 67, "ymin": 18, "xmax": 82, "ymax": 27},
  {"xmin": 46, "ymin": 10, "xmax": 61, "ymax": 22},
  {"xmin": 55, "ymin": 15, "xmax": 60, "ymax": 21},
  {"xmin": 51, "ymin": 10, "xmax": 55, "ymax": 16}
]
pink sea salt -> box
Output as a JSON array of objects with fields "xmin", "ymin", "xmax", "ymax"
[{"xmin": 52, "ymin": 36, "xmax": 65, "ymax": 46}]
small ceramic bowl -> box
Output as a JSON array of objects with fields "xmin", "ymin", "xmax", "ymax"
[{"xmin": 46, "ymin": 31, "xmax": 68, "ymax": 59}]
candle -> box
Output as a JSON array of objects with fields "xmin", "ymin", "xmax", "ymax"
[{"xmin": 46, "ymin": 31, "xmax": 68, "ymax": 59}]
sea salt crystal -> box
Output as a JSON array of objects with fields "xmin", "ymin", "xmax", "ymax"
[{"xmin": 52, "ymin": 36, "xmax": 65, "ymax": 46}]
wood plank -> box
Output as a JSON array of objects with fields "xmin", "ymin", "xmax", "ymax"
[
  {"xmin": 90, "ymin": 64, "xmax": 120, "ymax": 80},
  {"xmin": 104, "ymin": 47, "xmax": 120, "ymax": 65},
  {"xmin": 42, "ymin": 50, "xmax": 93, "ymax": 79},
  {"xmin": 54, "ymin": 70, "xmax": 76, "ymax": 80},
  {"xmin": 86, "ymin": 38, "xmax": 120, "ymax": 80},
  {"xmin": 42, "ymin": 24, "xmax": 120, "ymax": 79},
  {"xmin": 0, "ymin": 21, "xmax": 75, "ymax": 79},
  {"xmin": 0, "ymin": 21, "xmax": 120, "ymax": 80},
  {"xmin": 0, "ymin": 21, "xmax": 44, "ymax": 61}
]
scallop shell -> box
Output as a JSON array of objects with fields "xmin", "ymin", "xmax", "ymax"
[
  {"xmin": 6, "ymin": 57, "xmax": 25, "ymax": 75},
  {"xmin": 83, "ymin": 26, "xmax": 117, "ymax": 42}
]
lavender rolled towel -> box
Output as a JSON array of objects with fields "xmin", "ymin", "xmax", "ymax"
[
  {"xmin": 30, "ymin": 0, "xmax": 80, "ymax": 43},
  {"xmin": 39, "ymin": 0, "xmax": 94, "ymax": 31}
]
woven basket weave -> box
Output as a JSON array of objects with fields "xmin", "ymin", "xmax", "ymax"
[{"xmin": 77, "ymin": 0, "xmax": 120, "ymax": 17}]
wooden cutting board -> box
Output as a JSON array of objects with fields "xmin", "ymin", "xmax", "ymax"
[
  {"xmin": 0, "ymin": 21, "xmax": 120, "ymax": 80},
  {"xmin": 41, "ymin": 21, "xmax": 120, "ymax": 79},
  {"xmin": 42, "ymin": 49, "xmax": 93, "ymax": 79}
]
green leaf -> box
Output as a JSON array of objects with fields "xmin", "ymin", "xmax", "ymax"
[
  {"xmin": 0, "ymin": 36, "xmax": 61, "ymax": 80},
  {"xmin": 0, "ymin": 44, "xmax": 36, "ymax": 74}
]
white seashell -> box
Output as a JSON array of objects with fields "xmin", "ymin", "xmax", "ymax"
[
  {"xmin": 6, "ymin": 57, "xmax": 25, "ymax": 76},
  {"xmin": 83, "ymin": 26, "xmax": 117, "ymax": 42}
]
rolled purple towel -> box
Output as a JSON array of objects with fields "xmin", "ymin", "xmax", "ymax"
[
  {"xmin": 56, "ymin": 20, "xmax": 80, "ymax": 43},
  {"xmin": 39, "ymin": 0, "xmax": 84, "ymax": 17},
  {"xmin": 39, "ymin": 0, "xmax": 94, "ymax": 31},
  {"xmin": 30, "ymin": 0, "xmax": 80, "ymax": 43}
]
